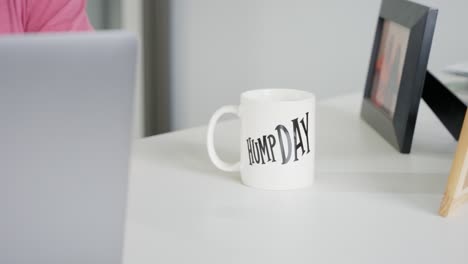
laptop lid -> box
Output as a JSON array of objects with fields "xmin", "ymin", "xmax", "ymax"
[{"xmin": 0, "ymin": 31, "xmax": 137, "ymax": 264}]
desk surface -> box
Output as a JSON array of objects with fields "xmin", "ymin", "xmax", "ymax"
[{"xmin": 124, "ymin": 94, "xmax": 468, "ymax": 264}]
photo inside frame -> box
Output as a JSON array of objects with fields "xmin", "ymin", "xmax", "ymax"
[{"xmin": 370, "ymin": 20, "xmax": 410, "ymax": 117}]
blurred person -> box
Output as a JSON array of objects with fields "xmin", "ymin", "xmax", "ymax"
[{"xmin": 0, "ymin": 0, "xmax": 93, "ymax": 34}]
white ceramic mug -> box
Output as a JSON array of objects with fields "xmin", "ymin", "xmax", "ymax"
[{"xmin": 207, "ymin": 89, "xmax": 315, "ymax": 190}]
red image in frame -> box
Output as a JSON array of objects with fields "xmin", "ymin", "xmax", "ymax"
[{"xmin": 370, "ymin": 20, "xmax": 410, "ymax": 117}]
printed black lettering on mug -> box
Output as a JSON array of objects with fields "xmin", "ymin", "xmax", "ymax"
[{"xmin": 246, "ymin": 112, "xmax": 311, "ymax": 165}]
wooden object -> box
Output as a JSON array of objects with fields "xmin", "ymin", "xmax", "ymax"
[{"xmin": 440, "ymin": 111, "xmax": 468, "ymax": 216}]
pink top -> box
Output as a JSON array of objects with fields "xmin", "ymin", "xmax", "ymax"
[{"xmin": 0, "ymin": 0, "xmax": 93, "ymax": 34}]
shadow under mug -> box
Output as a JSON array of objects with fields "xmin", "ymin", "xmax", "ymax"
[{"xmin": 207, "ymin": 89, "xmax": 316, "ymax": 190}]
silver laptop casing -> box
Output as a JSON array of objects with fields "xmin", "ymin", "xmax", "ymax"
[{"xmin": 0, "ymin": 31, "xmax": 137, "ymax": 264}]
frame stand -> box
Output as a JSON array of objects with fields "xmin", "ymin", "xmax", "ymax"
[{"xmin": 422, "ymin": 71, "xmax": 467, "ymax": 140}]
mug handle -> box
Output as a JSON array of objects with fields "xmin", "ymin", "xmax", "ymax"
[{"xmin": 206, "ymin": 105, "xmax": 240, "ymax": 172}]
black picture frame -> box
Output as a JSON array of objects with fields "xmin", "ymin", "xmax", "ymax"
[
  {"xmin": 361, "ymin": 0, "xmax": 438, "ymax": 153},
  {"xmin": 422, "ymin": 72, "xmax": 467, "ymax": 140}
]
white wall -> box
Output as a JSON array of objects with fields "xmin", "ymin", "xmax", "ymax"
[{"xmin": 170, "ymin": 0, "xmax": 468, "ymax": 130}]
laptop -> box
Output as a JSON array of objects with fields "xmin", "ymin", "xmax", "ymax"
[{"xmin": 0, "ymin": 31, "xmax": 137, "ymax": 264}]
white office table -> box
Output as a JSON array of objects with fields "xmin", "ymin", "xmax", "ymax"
[{"xmin": 124, "ymin": 94, "xmax": 468, "ymax": 264}]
